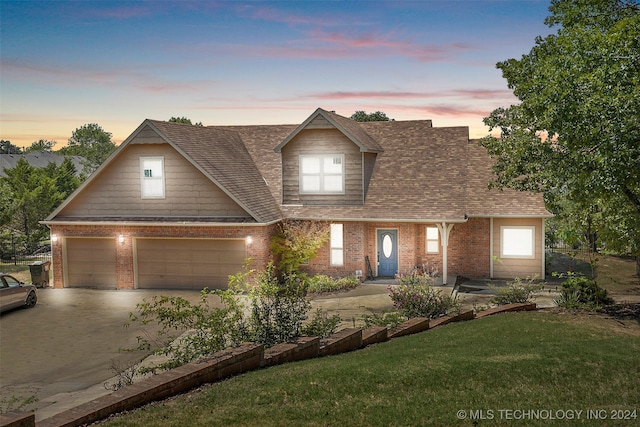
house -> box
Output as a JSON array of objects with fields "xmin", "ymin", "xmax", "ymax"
[
  {"xmin": 43, "ymin": 108, "xmax": 550, "ymax": 290},
  {"xmin": 0, "ymin": 151, "xmax": 85, "ymax": 177}
]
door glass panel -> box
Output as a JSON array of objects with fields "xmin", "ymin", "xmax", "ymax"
[{"xmin": 382, "ymin": 234, "xmax": 393, "ymax": 258}]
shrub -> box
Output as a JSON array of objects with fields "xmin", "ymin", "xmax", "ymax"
[
  {"xmin": 306, "ymin": 274, "xmax": 360, "ymax": 294},
  {"xmin": 128, "ymin": 288, "xmax": 247, "ymax": 373},
  {"xmin": 245, "ymin": 264, "xmax": 311, "ymax": 347},
  {"xmin": 388, "ymin": 272, "xmax": 460, "ymax": 319},
  {"xmin": 490, "ymin": 276, "xmax": 543, "ymax": 305},
  {"xmin": 555, "ymin": 273, "xmax": 614, "ymax": 309},
  {"xmin": 301, "ymin": 308, "xmax": 342, "ymax": 338},
  {"xmin": 362, "ymin": 309, "xmax": 406, "ymax": 329}
]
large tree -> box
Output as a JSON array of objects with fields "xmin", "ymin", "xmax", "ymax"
[
  {"xmin": 0, "ymin": 140, "xmax": 22, "ymax": 154},
  {"xmin": 169, "ymin": 116, "xmax": 203, "ymax": 126},
  {"xmin": 24, "ymin": 139, "xmax": 57, "ymax": 153},
  {"xmin": 59, "ymin": 123, "xmax": 117, "ymax": 174},
  {"xmin": 480, "ymin": 0, "xmax": 640, "ymax": 274},
  {"xmin": 1, "ymin": 158, "xmax": 63, "ymax": 251},
  {"xmin": 350, "ymin": 111, "xmax": 392, "ymax": 122}
]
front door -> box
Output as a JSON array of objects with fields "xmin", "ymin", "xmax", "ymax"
[{"xmin": 377, "ymin": 229, "xmax": 398, "ymax": 277}]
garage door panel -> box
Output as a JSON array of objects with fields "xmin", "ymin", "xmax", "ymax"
[
  {"xmin": 136, "ymin": 239, "xmax": 245, "ymax": 290},
  {"xmin": 66, "ymin": 238, "xmax": 116, "ymax": 288}
]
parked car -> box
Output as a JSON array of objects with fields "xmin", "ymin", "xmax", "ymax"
[{"xmin": 0, "ymin": 273, "xmax": 37, "ymax": 313}]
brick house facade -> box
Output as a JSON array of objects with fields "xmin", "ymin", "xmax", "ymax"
[{"xmin": 44, "ymin": 108, "xmax": 550, "ymax": 290}]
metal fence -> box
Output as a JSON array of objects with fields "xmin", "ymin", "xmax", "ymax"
[{"xmin": 0, "ymin": 240, "xmax": 52, "ymax": 266}]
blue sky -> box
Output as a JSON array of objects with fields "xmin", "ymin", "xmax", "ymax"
[{"xmin": 1, "ymin": 0, "xmax": 553, "ymax": 148}]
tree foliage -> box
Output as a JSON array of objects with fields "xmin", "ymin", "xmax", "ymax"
[
  {"xmin": 0, "ymin": 158, "xmax": 80, "ymax": 252},
  {"xmin": 350, "ymin": 111, "xmax": 392, "ymax": 122},
  {"xmin": 59, "ymin": 123, "xmax": 117, "ymax": 174},
  {"xmin": 480, "ymin": 0, "xmax": 640, "ymax": 272},
  {"xmin": 0, "ymin": 140, "xmax": 22, "ymax": 154},
  {"xmin": 24, "ymin": 139, "xmax": 57, "ymax": 153},
  {"xmin": 270, "ymin": 220, "xmax": 329, "ymax": 275},
  {"xmin": 169, "ymin": 116, "xmax": 203, "ymax": 126}
]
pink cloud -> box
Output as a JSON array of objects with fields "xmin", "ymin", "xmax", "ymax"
[
  {"xmin": 301, "ymin": 89, "xmax": 515, "ymax": 102},
  {"xmin": 2, "ymin": 59, "xmax": 206, "ymax": 94}
]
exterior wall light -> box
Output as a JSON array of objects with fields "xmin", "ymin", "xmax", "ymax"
[
  {"xmin": 246, "ymin": 236, "xmax": 253, "ymax": 245},
  {"xmin": 118, "ymin": 235, "xmax": 125, "ymax": 244},
  {"xmin": 51, "ymin": 234, "xmax": 58, "ymax": 243}
]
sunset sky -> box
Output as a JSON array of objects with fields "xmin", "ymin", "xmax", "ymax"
[{"xmin": 1, "ymin": 0, "xmax": 553, "ymax": 148}]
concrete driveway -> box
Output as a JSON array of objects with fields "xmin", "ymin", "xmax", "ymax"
[
  {"xmin": 0, "ymin": 288, "xmax": 216, "ymax": 416},
  {"xmin": 0, "ymin": 283, "xmax": 513, "ymax": 421}
]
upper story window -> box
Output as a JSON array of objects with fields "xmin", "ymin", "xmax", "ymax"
[
  {"xmin": 299, "ymin": 154, "xmax": 344, "ymax": 194},
  {"xmin": 426, "ymin": 226, "xmax": 439, "ymax": 254},
  {"xmin": 501, "ymin": 226, "xmax": 535, "ymax": 258},
  {"xmin": 140, "ymin": 157, "xmax": 165, "ymax": 198}
]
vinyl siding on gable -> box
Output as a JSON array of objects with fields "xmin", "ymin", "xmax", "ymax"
[
  {"xmin": 58, "ymin": 143, "xmax": 251, "ymax": 218},
  {"xmin": 281, "ymin": 129, "xmax": 363, "ymax": 206}
]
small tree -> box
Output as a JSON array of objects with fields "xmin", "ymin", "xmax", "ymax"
[{"xmin": 270, "ymin": 220, "xmax": 329, "ymax": 275}]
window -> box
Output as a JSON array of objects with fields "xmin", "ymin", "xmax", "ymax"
[
  {"xmin": 501, "ymin": 226, "xmax": 535, "ymax": 258},
  {"xmin": 330, "ymin": 223, "xmax": 344, "ymax": 266},
  {"xmin": 300, "ymin": 154, "xmax": 344, "ymax": 194},
  {"xmin": 426, "ymin": 227, "xmax": 439, "ymax": 253},
  {"xmin": 140, "ymin": 157, "xmax": 165, "ymax": 198}
]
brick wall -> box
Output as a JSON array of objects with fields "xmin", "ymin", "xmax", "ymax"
[
  {"xmin": 50, "ymin": 218, "xmax": 494, "ymax": 289},
  {"xmin": 49, "ymin": 224, "xmax": 276, "ymax": 289}
]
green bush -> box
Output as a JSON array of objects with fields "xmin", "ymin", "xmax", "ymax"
[
  {"xmin": 388, "ymin": 272, "xmax": 459, "ymax": 319},
  {"xmin": 362, "ymin": 309, "xmax": 406, "ymax": 329},
  {"xmin": 245, "ymin": 264, "xmax": 311, "ymax": 347},
  {"xmin": 129, "ymin": 288, "xmax": 247, "ymax": 374},
  {"xmin": 555, "ymin": 273, "xmax": 613, "ymax": 309},
  {"xmin": 301, "ymin": 308, "xmax": 342, "ymax": 338},
  {"xmin": 306, "ymin": 274, "xmax": 360, "ymax": 294},
  {"xmin": 490, "ymin": 276, "xmax": 543, "ymax": 305}
]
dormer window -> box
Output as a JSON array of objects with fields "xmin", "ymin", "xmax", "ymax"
[
  {"xmin": 299, "ymin": 154, "xmax": 344, "ymax": 194},
  {"xmin": 140, "ymin": 157, "xmax": 165, "ymax": 198}
]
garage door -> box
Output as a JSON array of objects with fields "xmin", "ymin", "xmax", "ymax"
[
  {"xmin": 66, "ymin": 238, "xmax": 117, "ymax": 288},
  {"xmin": 136, "ymin": 239, "xmax": 246, "ymax": 290}
]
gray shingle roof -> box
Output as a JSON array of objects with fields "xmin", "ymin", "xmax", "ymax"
[
  {"xmin": 0, "ymin": 151, "xmax": 85, "ymax": 177},
  {"xmin": 147, "ymin": 120, "xmax": 282, "ymax": 223},
  {"xmin": 47, "ymin": 109, "xmax": 549, "ymax": 224}
]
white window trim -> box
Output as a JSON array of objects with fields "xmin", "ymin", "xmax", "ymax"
[
  {"xmin": 425, "ymin": 226, "xmax": 439, "ymax": 254},
  {"xmin": 140, "ymin": 156, "xmax": 165, "ymax": 199},
  {"xmin": 500, "ymin": 226, "xmax": 535, "ymax": 259},
  {"xmin": 330, "ymin": 223, "xmax": 344, "ymax": 266},
  {"xmin": 299, "ymin": 154, "xmax": 345, "ymax": 194}
]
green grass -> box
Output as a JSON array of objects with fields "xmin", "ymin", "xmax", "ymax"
[{"xmin": 101, "ymin": 311, "xmax": 640, "ymax": 427}]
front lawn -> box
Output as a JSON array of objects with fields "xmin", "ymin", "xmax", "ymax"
[{"xmin": 99, "ymin": 310, "xmax": 640, "ymax": 427}]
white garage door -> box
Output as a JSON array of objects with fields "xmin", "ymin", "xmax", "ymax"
[
  {"xmin": 66, "ymin": 238, "xmax": 117, "ymax": 288},
  {"xmin": 136, "ymin": 239, "xmax": 246, "ymax": 290}
]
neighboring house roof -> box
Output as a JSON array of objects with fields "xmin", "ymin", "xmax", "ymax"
[
  {"xmin": 46, "ymin": 109, "xmax": 549, "ymax": 225},
  {"xmin": 0, "ymin": 151, "xmax": 85, "ymax": 177}
]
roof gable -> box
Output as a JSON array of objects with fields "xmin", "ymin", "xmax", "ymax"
[
  {"xmin": 145, "ymin": 120, "xmax": 281, "ymax": 223},
  {"xmin": 274, "ymin": 108, "xmax": 383, "ymax": 153},
  {"xmin": 48, "ymin": 120, "xmax": 281, "ymax": 224}
]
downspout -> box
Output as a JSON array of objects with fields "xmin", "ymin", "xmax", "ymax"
[{"xmin": 436, "ymin": 222, "xmax": 455, "ymax": 285}]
